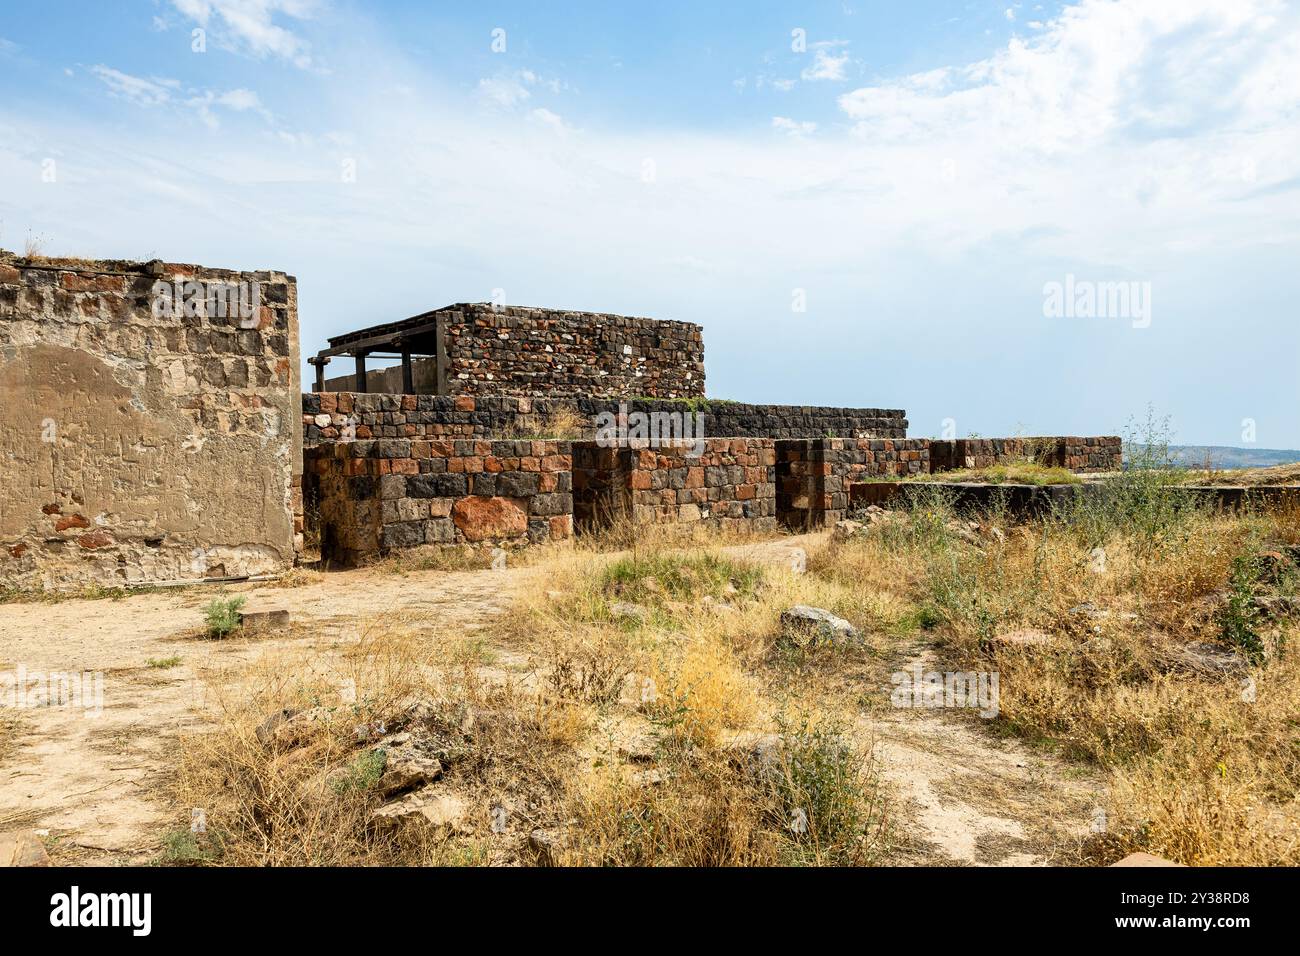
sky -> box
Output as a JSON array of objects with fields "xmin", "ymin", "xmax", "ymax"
[{"xmin": 1, "ymin": 0, "xmax": 1298, "ymax": 446}]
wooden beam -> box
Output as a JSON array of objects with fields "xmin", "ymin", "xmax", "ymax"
[
  {"xmin": 308, "ymin": 354, "xmax": 330, "ymax": 392},
  {"xmin": 355, "ymin": 352, "xmax": 368, "ymax": 393},
  {"xmin": 316, "ymin": 320, "xmax": 441, "ymax": 360},
  {"xmin": 401, "ymin": 349, "xmax": 414, "ymax": 395},
  {"xmin": 435, "ymin": 313, "xmax": 448, "ymax": 396}
]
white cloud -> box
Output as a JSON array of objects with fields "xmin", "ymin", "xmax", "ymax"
[
  {"xmin": 773, "ymin": 78, "xmax": 796, "ymax": 92},
  {"xmin": 837, "ymin": 0, "xmax": 1300, "ymax": 151},
  {"xmin": 801, "ymin": 47, "xmax": 849, "ymax": 82},
  {"xmin": 529, "ymin": 107, "xmax": 573, "ymax": 135},
  {"xmin": 90, "ymin": 66, "xmax": 272, "ymax": 128},
  {"xmin": 168, "ymin": 0, "xmax": 318, "ymax": 69},
  {"xmin": 477, "ymin": 72, "xmax": 536, "ymax": 108},
  {"xmin": 771, "ymin": 116, "xmax": 816, "ymax": 137},
  {"xmin": 90, "ymin": 66, "xmax": 177, "ymax": 107}
]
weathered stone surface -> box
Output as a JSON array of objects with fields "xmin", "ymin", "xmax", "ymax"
[
  {"xmin": 0, "ymin": 252, "xmax": 299, "ymax": 591},
  {"xmin": 371, "ymin": 791, "xmax": 468, "ymax": 831},
  {"xmin": 780, "ymin": 605, "xmax": 860, "ymax": 646},
  {"xmin": 239, "ymin": 607, "xmax": 289, "ymax": 629},
  {"xmin": 451, "ymin": 496, "xmax": 528, "ymax": 542},
  {"xmin": 0, "ymin": 830, "xmax": 50, "ymax": 867},
  {"xmin": 374, "ymin": 738, "xmax": 444, "ymax": 798},
  {"xmin": 609, "ymin": 601, "xmax": 648, "ymax": 624}
]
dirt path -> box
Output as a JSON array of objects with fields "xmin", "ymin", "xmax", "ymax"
[
  {"xmin": 0, "ymin": 563, "xmax": 536, "ymax": 863},
  {"xmin": 868, "ymin": 644, "xmax": 1102, "ymax": 865},
  {"xmin": 0, "ymin": 531, "xmax": 1101, "ymax": 866}
]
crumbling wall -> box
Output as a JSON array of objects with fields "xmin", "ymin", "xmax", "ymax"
[
  {"xmin": 0, "ymin": 251, "xmax": 300, "ymax": 589},
  {"xmin": 306, "ymin": 438, "xmax": 573, "ymax": 565}
]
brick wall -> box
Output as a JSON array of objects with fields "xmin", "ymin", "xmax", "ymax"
[
  {"xmin": 306, "ymin": 438, "xmax": 573, "ymax": 565},
  {"xmin": 929, "ymin": 436, "xmax": 1121, "ymax": 473},
  {"xmin": 303, "ymin": 393, "xmax": 908, "ymax": 445},
  {"xmin": 573, "ymin": 438, "xmax": 777, "ymax": 532},
  {"xmin": 777, "ymin": 438, "xmax": 932, "ymax": 528},
  {"xmin": 0, "ymin": 251, "xmax": 300, "ymax": 589},
  {"xmin": 324, "ymin": 303, "xmax": 705, "ymax": 399}
]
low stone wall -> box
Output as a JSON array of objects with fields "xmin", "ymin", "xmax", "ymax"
[
  {"xmin": 777, "ymin": 438, "xmax": 932, "ymax": 528},
  {"xmin": 573, "ymin": 439, "xmax": 778, "ymax": 531},
  {"xmin": 302, "ymin": 393, "xmax": 908, "ymax": 445},
  {"xmin": 306, "ymin": 439, "xmax": 572, "ymax": 565},
  {"xmin": 929, "ymin": 436, "xmax": 1121, "ymax": 473}
]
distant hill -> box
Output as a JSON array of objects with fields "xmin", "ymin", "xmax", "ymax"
[{"xmin": 1163, "ymin": 446, "xmax": 1300, "ymax": 470}]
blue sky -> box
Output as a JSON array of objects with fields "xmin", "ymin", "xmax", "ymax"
[{"xmin": 1, "ymin": 0, "xmax": 1297, "ymax": 446}]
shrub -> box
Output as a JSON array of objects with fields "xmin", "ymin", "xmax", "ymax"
[
  {"xmin": 1219, "ymin": 553, "xmax": 1265, "ymax": 664},
  {"xmin": 202, "ymin": 596, "xmax": 246, "ymax": 639}
]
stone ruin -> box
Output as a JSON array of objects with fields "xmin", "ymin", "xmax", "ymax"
[{"xmin": 0, "ymin": 250, "xmax": 1122, "ymax": 587}]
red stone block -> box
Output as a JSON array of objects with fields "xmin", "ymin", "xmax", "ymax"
[
  {"xmin": 0, "ymin": 264, "xmax": 20, "ymax": 284},
  {"xmin": 549, "ymin": 514, "xmax": 572, "ymax": 538},
  {"xmin": 630, "ymin": 470, "xmax": 653, "ymax": 490},
  {"xmin": 455, "ymin": 396, "xmax": 475, "ymax": 412},
  {"xmin": 77, "ymin": 531, "xmax": 113, "ymax": 549},
  {"xmin": 61, "ymin": 272, "xmax": 125, "ymax": 294},
  {"xmin": 521, "ymin": 456, "xmax": 540, "ymax": 472}
]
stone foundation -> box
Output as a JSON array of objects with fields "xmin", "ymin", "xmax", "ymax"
[{"xmin": 306, "ymin": 438, "xmax": 573, "ymax": 565}]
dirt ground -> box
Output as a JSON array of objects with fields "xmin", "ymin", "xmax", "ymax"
[{"xmin": 0, "ymin": 531, "xmax": 1100, "ymax": 866}]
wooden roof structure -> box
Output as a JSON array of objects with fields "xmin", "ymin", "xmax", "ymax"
[{"xmin": 309, "ymin": 309, "xmax": 450, "ymax": 394}]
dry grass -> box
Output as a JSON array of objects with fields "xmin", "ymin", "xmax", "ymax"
[
  {"xmin": 822, "ymin": 483, "xmax": 1300, "ymax": 866},
  {"xmin": 903, "ymin": 463, "xmax": 1084, "ymax": 485},
  {"xmin": 163, "ymin": 469, "xmax": 1298, "ymax": 866},
  {"xmin": 0, "ymin": 712, "xmax": 29, "ymax": 765}
]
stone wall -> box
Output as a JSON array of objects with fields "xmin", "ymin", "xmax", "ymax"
[
  {"xmin": 0, "ymin": 251, "xmax": 300, "ymax": 589},
  {"xmin": 777, "ymin": 438, "xmax": 932, "ymax": 529},
  {"xmin": 323, "ymin": 303, "xmax": 705, "ymax": 399},
  {"xmin": 303, "ymin": 393, "xmax": 907, "ymax": 445},
  {"xmin": 929, "ymin": 436, "xmax": 1121, "ymax": 473},
  {"xmin": 306, "ymin": 438, "xmax": 573, "ymax": 565},
  {"xmin": 573, "ymin": 439, "xmax": 777, "ymax": 532}
]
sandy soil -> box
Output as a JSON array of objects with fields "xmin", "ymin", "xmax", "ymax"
[{"xmin": 0, "ymin": 532, "xmax": 1101, "ymax": 866}]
